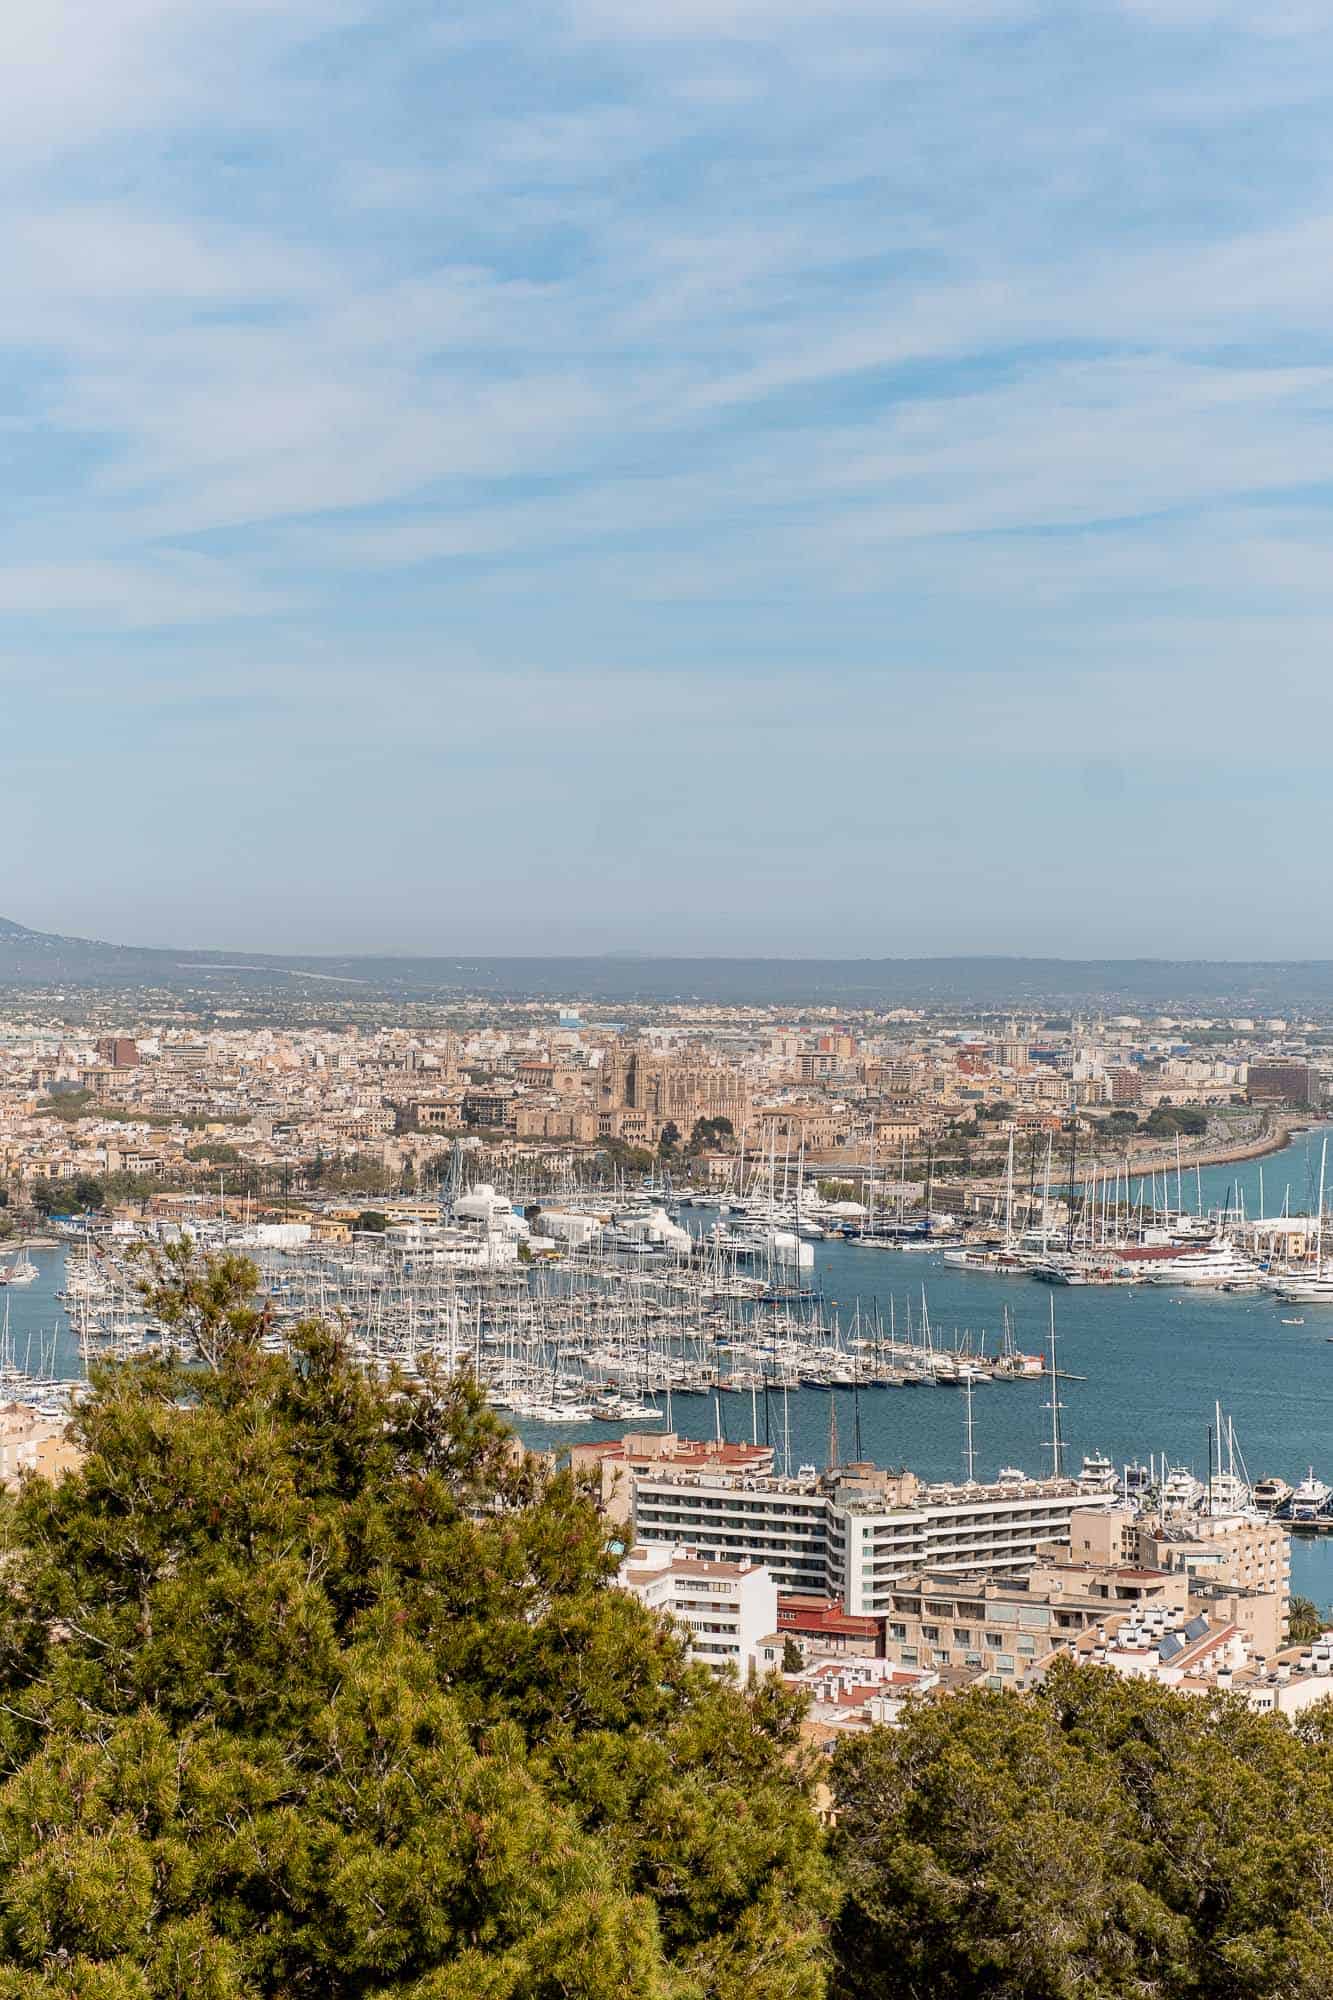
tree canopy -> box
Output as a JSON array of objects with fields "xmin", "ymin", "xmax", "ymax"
[
  {"xmin": 0, "ymin": 1248, "xmax": 832, "ymax": 1999},
  {"xmin": 830, "ymin": 1658, "xmax": 1333, "ymax": 2000},
  {"xmin": 1144, "ymin": 1105, "xmax": 1209, "ymax": 1139}
]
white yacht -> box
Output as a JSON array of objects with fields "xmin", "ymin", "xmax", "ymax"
[
  {"xmin": 1280, "ymin": 1469, "xmax": 1332, "ymax": 1525},
  {"xmin": 1268, "ymin": 1138, "xmax": 1333, "ymax": 1304},
  {"xmin": 1271, "ymin": 1269, "xmax": 1333, "ymax": 1306},
  {"xmin": 1076, "ymin": 1451, "xmax": 1118, "ymax": 1495},
  {"xmin": 1160, "ymin": 1464, "xmax": 1205, "ymax": 1513},
  {"xmin": 1141, "ymin": 1236, "xmax": 1261, "ymax": 1289}
]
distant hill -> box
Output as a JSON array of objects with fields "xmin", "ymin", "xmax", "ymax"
[{"xmin": 1, "ymin": 916, "xmax": 1332, "ymax": 1011}]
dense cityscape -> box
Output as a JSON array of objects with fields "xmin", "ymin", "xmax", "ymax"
[
  {"xmin": 8, "ymin": 0, "xmax": 1333, "ymax": 1984},
  {"xmin": 2, "ymin": 936, "xmax": 1331, "ymax": 1991}
]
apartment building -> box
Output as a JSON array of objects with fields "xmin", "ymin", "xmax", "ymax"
[
  {"xmin": 878, "ymin": 1561, "xmax": 1193, "ymax": 1688},
  {"xmin": 1069, "ymin": 1505, "xmax": 1290, "ymax": 1638},
  {"xmin": 615, "ymin": 1544, "xmax": 777, "ymax": 1680}
]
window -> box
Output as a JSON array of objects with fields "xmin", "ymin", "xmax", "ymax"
[
  {"xmin": 922, "ymin": 1625, "xmax": 940, "ymax": 1641},
  {"xmin": 985, "ymin": 1632, "xmax": 1003, "ymax": 1648},
  {"xmin": 953, "ymin": 1628, "xmax": 971, "ymax": 1646}
]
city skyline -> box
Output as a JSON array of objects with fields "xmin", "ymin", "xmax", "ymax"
[{"xmin": 6, "ymin": 3, "xmax": 1333, "ymax": 953}]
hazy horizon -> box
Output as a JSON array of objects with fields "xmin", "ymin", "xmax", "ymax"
[
  {"xmin": 5, "ymin": 4, "xmax": 1333, "ymax": 954},
  {"xmin": 7, "ymin": 910, "xmax": 1333, "ymax": 974}
]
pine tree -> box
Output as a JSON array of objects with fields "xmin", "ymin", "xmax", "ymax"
[{"xmin": 0, "ymin": 1248, "xmax": 833, "ymax": 1998}]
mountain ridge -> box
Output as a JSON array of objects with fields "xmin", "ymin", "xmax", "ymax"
[{"xmin": 0, "ymin": 917, "xmax": 1331, "ymax": 1009}]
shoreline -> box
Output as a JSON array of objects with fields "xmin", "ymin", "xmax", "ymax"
[{"xmin": 1078, "ymin": 1115, "xmax": 1316, "ymax": 1189}]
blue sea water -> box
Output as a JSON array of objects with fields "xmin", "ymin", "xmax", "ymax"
[{"xmin": 8, "ymin": 1124, "xmax": 1333, "ymax": 1603}]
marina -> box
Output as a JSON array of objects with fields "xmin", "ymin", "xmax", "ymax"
[{"xmin": 5, "ymin": 1122, "xmax": 1333, "ymax": 1597}]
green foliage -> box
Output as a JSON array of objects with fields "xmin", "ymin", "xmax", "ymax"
[
  {"xmin": 830, "ymin": 1658, "xmax": 1333, "ymax": 2000},
  {"xmin": 302, "ymin": 1153, "xmax": 395, "ymax": 1197},
  {"xmin": 782, "ymin": 1635, "xmax": 804, "ymax": 1673},
  {"xmin": 184, "ymin": 1143, "xmax": 242, "ymax": 1167},
  {"xmin": 658, "ymin": 1122, "xmax": 682, "ymax": 1161},
  {"xmin": 687, "ymin": 1119, "xmax": 735, "ymax": 1156},
  {"xmin": 816, "ymin": 1181, "xmax": 857, "ymax": 1205},
  {"xmin": 1144, "ymin": 1104, "xmax": 1209, "ymax": 1138},
  {"xmin": 1289, "ymin": 1594, "xmax": 1325, "ymax": 1646},
  {"xmin": 35, "ymin": 1089, "xmax": 94, "ymax": 1121},
  {"xmin": 101, "ymin": 1172, "xmax": 168, "ymax": 1204},
  {"xmin": 0, "ymin": 1248, "xmax": 833, "ymax": 1997},
  {"xmin": 598, "ymin": 1139, "xmax": 655, "ymax": 1178},
  {"xmin": 28, "ymin": 1175, "xmax": 104, "ymax": 1217},
  {"xmin": 354, "ymin": 1210, "xmax": 387, "ymax": 1234},
  {"xmin": 72, "ymin": 1177, "xmax": 106, "ymax": 1213}
]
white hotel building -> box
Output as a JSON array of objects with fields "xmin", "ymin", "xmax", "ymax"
[{"xmin": 630, "ymin": 1462, "xmax": 1122, "ymax": 1616}]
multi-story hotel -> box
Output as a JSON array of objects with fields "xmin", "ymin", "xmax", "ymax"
[{"xmin": 629, "ymin": 1460, "xmax": 1123, "ymax": 1615}]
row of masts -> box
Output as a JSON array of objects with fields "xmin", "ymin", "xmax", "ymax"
[{"xmin": 61, "ymin": 1226, "xmax": 1063, "ymax": 1411}]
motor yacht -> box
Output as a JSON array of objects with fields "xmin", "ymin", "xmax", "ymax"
[
  {"xmin": 1279, "ymin": 1470, "xmax": 1332, "ymax": 1525},
  {"xmin": 1142, "ymin": 1237, "xmax": 1262, "ymax": 1289}
]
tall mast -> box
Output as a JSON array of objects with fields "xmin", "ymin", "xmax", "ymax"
[
  {"xmin": 1045, "ymin": 1294, "xmax": 1064, "ymax": 1479},
  {"xmin": 963, "ymin": 1373, "xmax": 976, "ymax": 1485},
  {"xmin": 1317, "ymin": 1138, "xmax": 1327, "ymax": 1279},
  {"xmin": 867, "ymin": 1115, "xmax": 877, "ymax": 1236}
]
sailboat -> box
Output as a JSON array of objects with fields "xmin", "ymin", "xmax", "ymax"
[
  {"xmin": 0, "ymin": 1251, "xmax": 38, "ymax": 1287},
  {"xmin": 1271, "ymin": 1139, "xmax": 1333, "ymax": 1304}
]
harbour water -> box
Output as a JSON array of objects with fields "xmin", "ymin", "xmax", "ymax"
[{"xmin": 7, "ymin": 1122, "xmax": 1333, "ymax": 1602}]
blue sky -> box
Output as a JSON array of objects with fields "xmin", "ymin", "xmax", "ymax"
[{"xmin": 5, "ymin": 0, "xmax": 1333, "ymax": 958}]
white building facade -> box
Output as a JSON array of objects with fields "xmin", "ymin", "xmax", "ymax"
[
  {"xmin": 631, "ymin": 1466, "xmax": 1122, "ymax": 1615},
  {"xmin": 616, "ymin": 1543, "xmax": 778, "ymax": 1679}
]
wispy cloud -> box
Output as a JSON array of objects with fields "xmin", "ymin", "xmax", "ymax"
[{"xmin": 4, "ymin": 0, "xmax": 1333, "ymax": 949}]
